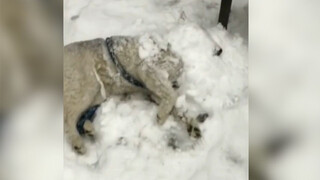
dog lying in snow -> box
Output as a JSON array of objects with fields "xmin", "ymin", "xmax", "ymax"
[{"xmin": 64, "ymin": 36, "xmax": 208, "ymax": 154}]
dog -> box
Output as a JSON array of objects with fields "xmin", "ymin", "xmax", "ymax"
[{"xmin": 64, "ymin": 36, "xmax": 208, "ymax": 154}]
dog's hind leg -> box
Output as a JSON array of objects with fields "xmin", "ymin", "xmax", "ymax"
[
  {"xmin": 64, "ymin": 74, "xmax": 102, "ymax": 154},
  {"xmin": 65, "ymin": 90, "xmax": 101, "ymax": 154},
  {"xmin": 81, "ymin": 92, "xmax": 106, "ymax": 138},
  {"xmin": 65, "ymin": 107, "xmax": 88, "ymax": 154}
]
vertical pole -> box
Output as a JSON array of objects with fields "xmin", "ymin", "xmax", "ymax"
[{"xmin": 218, "ymin": 0, "xmax": 232, "ymax": 29}]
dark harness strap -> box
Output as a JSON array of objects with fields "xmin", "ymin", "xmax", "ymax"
[
  {"xmin": 76, "ymin": 104, "xmax": 100, "ymax": 135},
  {"xmin": 105, "ymin": 38, "xmax": 146, "ymax": 89}
]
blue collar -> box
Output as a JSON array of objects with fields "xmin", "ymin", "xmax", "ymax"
[{"xmin": 105, "ymin": 38, "xmax": 146, "ymax": 89}]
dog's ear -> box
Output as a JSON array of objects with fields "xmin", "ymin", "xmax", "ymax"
[
  {"xmin": 167, "ymin": 43, "xmax": 172, "ymax": 50},
  {"xmin": 179, "ymin": 10, "xmax": 187, "ymax": 22}
]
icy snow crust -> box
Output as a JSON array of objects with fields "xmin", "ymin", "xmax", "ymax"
[{"xmin": 64, "ymin": 0, "xmax": 248, "ymax": 180}]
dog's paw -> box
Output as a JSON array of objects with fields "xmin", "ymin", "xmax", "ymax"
[
  {"xmin": 167, "ymin": 136, "xmax": 178, "ymax": 150},
  {"xmin": 83, "ymin": 121, "xmax": 95, "ymax": 138},
  {"xmin": 71, "ymin": 136, "xmax": 86, "ymax": 155},
  {"xmin": 187, "ymin": 124, "xmax": 202, "ymax": 139}
]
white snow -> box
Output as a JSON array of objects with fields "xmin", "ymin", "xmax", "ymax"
[
  {"xmin": 64, "ymin": 0, "xmax": 248, "ymax": 180},
  {"xmin": 138, "ymin": 34, "xmax": 165, "ymax": 60}
]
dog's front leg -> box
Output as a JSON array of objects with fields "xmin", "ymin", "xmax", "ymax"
[
  {"xmin": 170, "ymin": 107, "xmax": 203, "ymax": 138},
  {"xmin": 147, "ymin": 95, "xmax": 203, "ymax": 139},
  {"xmin": 138, "ymin": 65, "xmax": 177, "ymax": 125},
  {"xmin": 147, "ymin": 87, "xmax": 206, "ymax": 139}
]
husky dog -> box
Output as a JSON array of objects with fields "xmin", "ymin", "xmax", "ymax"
[{"xmin": 64, "ymin": 36, "xmax": 207, "ymax": 154}]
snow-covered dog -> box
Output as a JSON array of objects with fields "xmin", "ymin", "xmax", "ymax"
[{"xmin": 64, "ymin": 36, "xmax": 207, "ymax": 154}]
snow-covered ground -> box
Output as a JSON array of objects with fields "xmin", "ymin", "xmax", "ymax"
[{"xmin": 63, "ymin": 0, "xmax": 248, "ymax": 180}]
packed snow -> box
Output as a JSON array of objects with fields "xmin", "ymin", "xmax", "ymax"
[{"xmin": 63, "ymin": 0, "xmax": 248, "ymax": 180}]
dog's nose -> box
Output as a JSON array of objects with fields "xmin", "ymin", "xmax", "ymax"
[
  {"xmin": 214, "ymin": 48, "xmax": 223, "ymax": 56},
  {"xmin": 172, "ymin": 81, "xmax": 179, "ymax": 89}
]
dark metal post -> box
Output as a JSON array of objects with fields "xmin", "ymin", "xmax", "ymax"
[{"xmin": 218, "ymin": 0, "xmax": 232, "ymax": 29}]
